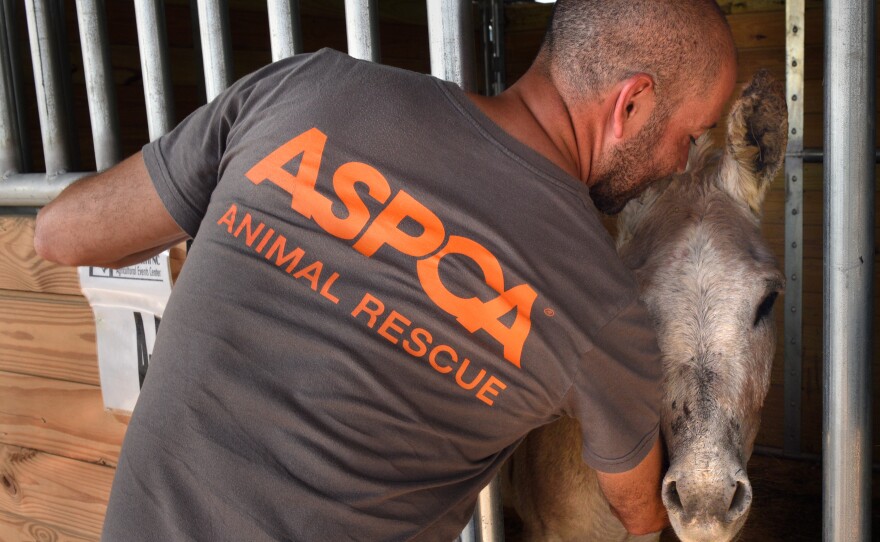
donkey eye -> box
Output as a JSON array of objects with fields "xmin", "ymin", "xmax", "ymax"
[
  {"xmin": 753, "ymin": 291, "xmax": 778, "ymax": 326},
  {"xmin": 689, "ymin": 136, "xmax": 697, "ymax": 146}
]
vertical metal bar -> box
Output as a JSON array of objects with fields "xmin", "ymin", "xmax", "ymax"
[
  {"xmin": 2, "ymin": 0, "xmax": 30, "ymax": 172},
  {"xmin": 268, "ymin": 0, "xmax": 302, "ymax": 61},
  {"xmin": 24, "ymin": 0, "xmax": 75, "ymax": 175},
  {"xmin": 823, "ymin": 0, "xmax": 875, "ymax": 540},
  {"xmin": 480, "ymin": 0, "xmax": 505, "ymax": 96},
  {"xmin": 134, "ymin": 0, "xmax": 174, "ymax": 140},
  {"xmin": 475, "ymin": 475, "xmax": 503, "ymax": 542},
  {"xmin": 783, "ymin": 0, "xmax": 804, "ymax": 456},
  {"xmin": 197, "ymin": 0, "xmax": 233, "ymax": 101},
  {"xmin": 344, "ymin": 0, "xmax": 380, "ymax": 62},
  {"xmin": 76, "ymin": 0, "xmax": 121, "ymax": 171},
  {"xmin": 50, "ymin": 0, "xmax": 80, "ymax": 169},
  {"xmin": 0, "ymin": 0, "xmax": 22, "ymax": 174},
  {"xmin": 427, "ymin": 0, "xmax": 476, "ymax": 92},
  {"xmin": 449, "ymin": 5, "xmax": 491, "ymax": 537},
  {"xmin": 456, "ymin": 519, "xmax": 476, "ymax": 542},
  {"xmin": 188, "ymin": 0, "xmax": 207, "ymax": 106}
]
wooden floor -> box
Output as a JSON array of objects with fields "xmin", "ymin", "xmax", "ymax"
[{"xmin": 505, "ymin": 452, "xmax": 880, "ymax": 541}]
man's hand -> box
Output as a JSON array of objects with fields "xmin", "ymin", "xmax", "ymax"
[
  {"xmin": 34, "ymin": 152, "xmax": 188, "ymax": 268},
  {"xmin": 595, "ymin": 436, "xmax": 670, "ymax": 535}
]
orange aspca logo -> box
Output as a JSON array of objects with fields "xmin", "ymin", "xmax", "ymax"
[{"xmin": 245, "ymin": 127, "xmax": 537, "ymax": 368}]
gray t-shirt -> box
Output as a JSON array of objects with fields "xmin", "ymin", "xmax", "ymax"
[{"xmin": 103, "ymin": 49, "xmax": 661, "ymax": 541}]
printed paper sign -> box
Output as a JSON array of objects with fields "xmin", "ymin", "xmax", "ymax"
[{"xmin": 78, "ymin": 252, "xmax": 174, "ymax": 413}]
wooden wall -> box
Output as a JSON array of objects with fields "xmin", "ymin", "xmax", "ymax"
[{"xmin": 0, "ymin": 1, "xmax": 876, "ymax": 540}]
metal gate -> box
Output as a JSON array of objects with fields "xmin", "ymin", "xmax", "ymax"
[
  {"xmin": 0, "ymin": 1, "xmax": 503, "ymax": 540},
  {"xmin": 0, "ymin": 0, "xmax": 876, "ymax": 540}
]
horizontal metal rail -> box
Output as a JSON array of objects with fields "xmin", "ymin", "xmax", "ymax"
[
  {"xmin": 797, "ymin": 147, "xmax": 880, "ymax": 163},
  {"xmin": 0, "ymin": 171, "xmax": 88, "ymax": 206}
]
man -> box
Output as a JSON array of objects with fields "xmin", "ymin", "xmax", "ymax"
[{"xmin": 35, "ymin": 0, "xmax": 736, "ymax": 539}]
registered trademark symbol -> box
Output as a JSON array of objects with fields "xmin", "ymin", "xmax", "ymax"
[{"xmin": 544, "ymin": 308, "xmax": 555, "ymax": 317}]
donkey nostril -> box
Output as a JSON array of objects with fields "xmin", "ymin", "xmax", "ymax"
[
  {"xmin": 727, "ymin": 479, "xmax": 752, "ymax": 521},
  {"xmin": 662, "ymin": 479, "xmax": 683, "ymax": 514}
]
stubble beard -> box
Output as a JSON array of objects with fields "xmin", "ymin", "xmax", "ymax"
[{"xmin": 589, "ymin": 111, "xmax": 671, "ymax": 215}]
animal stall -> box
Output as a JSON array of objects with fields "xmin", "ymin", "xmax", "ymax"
[{"xmin": 0, "ymin": 1, "xmax": 875, "ymax": 541}]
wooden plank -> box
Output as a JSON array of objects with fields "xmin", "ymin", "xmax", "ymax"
[
  {"xmin": 0, "ymin": 212, "xmax": 186, "ymax": 295},
  {"xmin": 0, "ymin": 291, "xmax": 99, "ymax": 386},
  {"xmin": 0, "ymin": 372, "xmax": 128, "ymax": 467},
  {"xmin": 0, "ymin": 218, "xmax": 82, "ymax": 297},
  {"xmin": 0, "ymin": 509, "xmax": 96, "ymax": 542},
  {"xmin": 0, "ymin": 445, "xmax": 113, "ymax": 541}
]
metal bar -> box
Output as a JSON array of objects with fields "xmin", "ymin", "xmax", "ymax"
[
  {"xmin": 427, "ymin": 0, "xmax": 476, "ymax": 92},
  {"xmin": 51, "ymin": 0, "xmax": 80, "ymax": 170},
  {"xmin": 344, "ymin": 0, "xmax": 380, "ymax": 62},
  {"xmin": 796, "ymin": 147, "xmax": 880, "ymax": 163},
  {"xmin": 268, "ymin": 0, "xmax": 302, "ymax": 61},
  {"xmin": 0, "ymin": 0, "xmax": 22, "ymax": 174},
  {"xmin": 475, "ymin": 475, "xmax": 503, "ymax": 542},
  {"xmin": 783, "ymin": 0, "xmax": 804, "ymax": 457},
  {"xmin": 823, "ymin": 0, "xmax": 875, "ymax": 539},
  {"xmin": 0, "ymin": 171, "xmax": 89, "ymax": 206},
  {"xmin": 134, "ymin": 0, "xmax": 174, "ymax": 140},
  {"xmin": 480, "ymin": 0, "xmax": 505, "ymax": 96},
  {"xmin": 197, "ymin": 0, "xmax": 233, "ymax": 101},
  {"xmin": 188, "ymin": 0, "xmax": 207, "ymax": 106},
  {"xmin": 24, "ymin": 0, "xmax": 75, "ymax": 175},
  {"xmin": 2, "ymin": 0, "xmax": 30, "ymax": 172},
  {"xmin": 76, "ymin": 0, "xmax": 121, "ymax": 171},
  {"xmin": 456, "ymin": 518, "xmax": 476, "ymax": 542}
]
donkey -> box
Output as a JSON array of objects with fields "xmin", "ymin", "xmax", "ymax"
[{"xmin": 505, "ymin": 70, "xmax": 787, "ymax": 542}]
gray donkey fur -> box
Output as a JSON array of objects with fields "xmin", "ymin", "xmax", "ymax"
[{"xmin": 506, "ymin": 70, "xmax": 788, "ymax": 542}]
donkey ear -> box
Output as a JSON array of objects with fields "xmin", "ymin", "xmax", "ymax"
[{"xmin": 719, "ymin": 70, "xmax": 788, "ymax": 215}]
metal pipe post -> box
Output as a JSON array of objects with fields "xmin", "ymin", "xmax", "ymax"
[
  {"xmin": 344, "ymin": 0, "xmax": 380, "ymax": 62},
  {"xmin": 268, "ymin": 0, "xmax": 302, "ymax": 61},
  {"xmin": 1, "ymin": 0, "xmax": 29, "ymax": 173},
  {"xmin": 76, "ymin": 0, "xmax": 121, "ymax": 170},
  {"xmin": 0, "ymin": 0, "xmax": 21, "ymax": 174},
  {"xmin": 480, "ymin": 0, "xmax": 505, "ymax": 96},
  {"xmin": 823, "ymin": 0, "xmax": 875, "ymax": 540},
  {"xmin": 783, "ymin": 0, "xmax": 804, "ymax": 456},
  {"xmin": 51, "ymin": 0, "xmax": 81, "ymax": 169},
  {"xmin": 24, "ymin": 0, "xmax": 76, "ymax": 175},
  {"xmin": 134, "ymin": 0, "xmax": 174, "ymax": 140},
  {"xmin": 475, "ymin": 475, "xmax": 503, "ymax": 542},
  {"xmin": 427, "ymin": 0, "xmax": 476, "ymax": 92},
  {"xmin": 197, "ymin": 0, "xmax": 233, "ymax": 100}
]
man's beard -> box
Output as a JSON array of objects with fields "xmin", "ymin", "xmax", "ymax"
[{"xmin": 589, "ymin": 112, "xmax": 670, "ymax": 215}]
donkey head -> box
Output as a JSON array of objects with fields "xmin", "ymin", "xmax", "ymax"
[{"xmin": 616, "ymin": 70, "xmax": 787, "ymax": 542}]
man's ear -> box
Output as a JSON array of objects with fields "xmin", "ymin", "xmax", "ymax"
[{"xmin": 611, "ymin": 74, "xmax": 656, "ymax": 139}]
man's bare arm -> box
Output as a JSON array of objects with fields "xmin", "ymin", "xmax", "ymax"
[
  {"xmin": 34, "ymin": 152, "xmax": 188, "ymax": 268},
  {"xmin": 595, "ymin": 436, "xmax": 669, "ymax": 535}
]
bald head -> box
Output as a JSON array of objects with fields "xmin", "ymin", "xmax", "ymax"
[{"xmin": 543, "ymin": 0, "xmax": 736, "ymax": 109}]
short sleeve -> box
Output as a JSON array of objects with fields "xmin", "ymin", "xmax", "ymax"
[
  {"xmin": 142, "ymin": 70, "xmax": 263, "ymax": 237},
  {"xmin": 562, "ymin": 297, "xmax": 662, "ymax": 473}
]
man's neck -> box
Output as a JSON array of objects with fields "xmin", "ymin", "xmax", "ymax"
[{"xmin": 466, "ymin": 65, "xmax": 597, "ymax": 184}]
